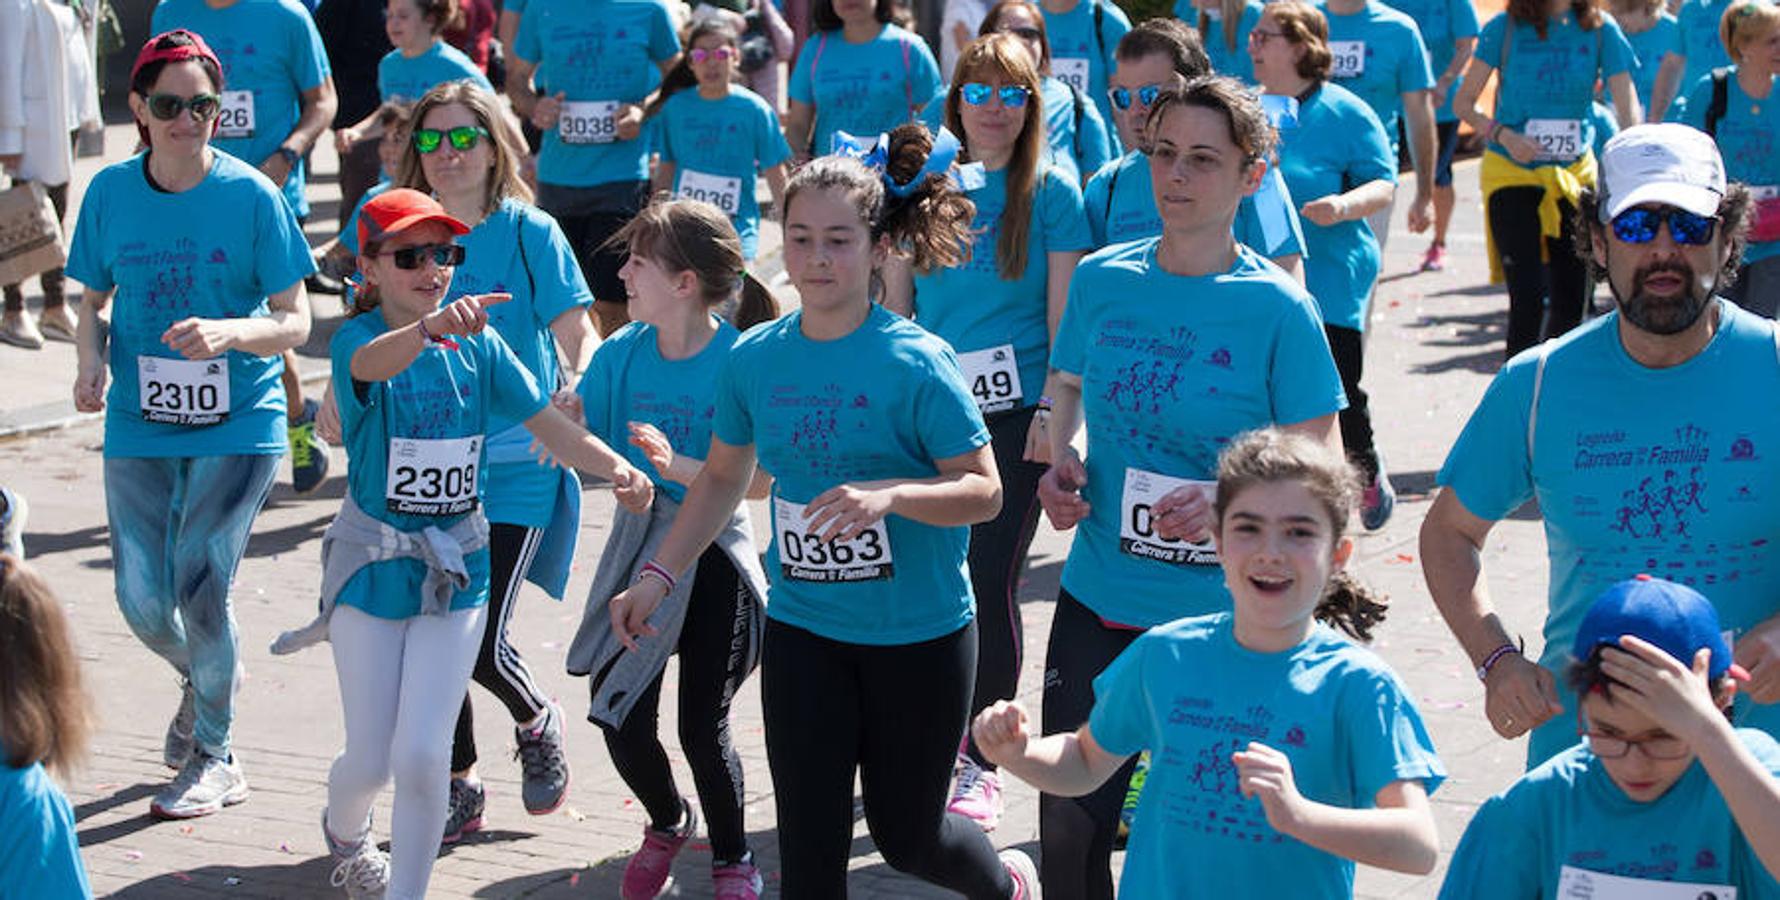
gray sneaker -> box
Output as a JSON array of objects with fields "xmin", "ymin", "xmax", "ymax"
[
  {"xmin": 514, "ymin": 703, "xmax": 570, "ymax": 815},
  {"xmin": 442, "ymin": 776, "xmax": 485, "ymax": 843},
  {"xmin": 0, "ymin": 486, "xmax": 27, "ymax": 559},
  {"xmin": 324, "ymin": 810, "xmax": 389, "ymax": 900},
  {"xmin": 151, "ymin": 751, "xmax": 249, "ymax": 819},
  {"xmin": 163, "ymin": 680, "xmax": 196, "ymax": 770}
]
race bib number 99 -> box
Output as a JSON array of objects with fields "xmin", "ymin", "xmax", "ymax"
[
  {"xmin": 958, "ymin": 344, "xmax": 1023, "ymax": 414},
  {"xmin": 215, "ymin": 90, "xmax": 255, "ymax": 140},
  {"xmin": 1052, "ymin": 57, "xmax": 1091, "ymax": 94},
  {"xmin": 559, "ymin": 101, "xmax": 619, "ymax": 145},
  {"xmin": 1329, "ymin": 41, "xmax": 1366, "ymax": 78},
  {"xmin": 774, "ymin": 497, "xmax": 895, "ymax": 583},
  {"xmin": 138, "ymin": 356, "xmax": 230, "ymax": 426},
  {"xmin": 677, "ymin": 169, "xmax": 743, "ymax": 215},
  {"xmin": 386, "ymin": 435, "xmax": 481, "ymax": 516},
  {"xmin": 1119, "ymin": 468, "xmax": 1218, "ymax": 566},
  {"xmin": 1524, "ymin": 118, "xmax": 1582, "ymax": 163}
]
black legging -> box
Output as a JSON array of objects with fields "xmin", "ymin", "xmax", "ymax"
[
  {"xmin": 599, "ymin": 546, "xmax": 761, "ymax": 864},
  {"xmin": 964, "ymin": 405, "xmax": 1047, "ymax": 769},
  {"xmin": 1324, "ymin": 324, "xmax": 1379, "ymax": 482},
  {"xmin": 1489, "ymin": 185, "xmax": 1591, "ymax": 360},
  {"xmin": 761, "ymin": 618, "xmax": 1013, "ymax": 899},
  {"xmin": 451, "ymin": 523, "xmax": 554, "ymax": 773},
  {"xmin": 1039, "ymin": 589, "xmax": 1144, "ymax": 900}
]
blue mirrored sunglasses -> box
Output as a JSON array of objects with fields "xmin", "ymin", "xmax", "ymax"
[
  {"xmin": 1611, "ymin": 207, "xmax": 1718, "ymax": 246},
  {"xmin": 1107, "ymin": 83, "xmax": 1163, "ymax": 111},
  {"xmin": 960, "ymin": 82, "xmax": 1031, "ymax": 108}
]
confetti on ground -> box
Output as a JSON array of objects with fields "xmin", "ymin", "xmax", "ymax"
[
  {"xmin": 172, "ymin": 872, "xmax": 192, "ymax": 883},
  {"xmin": 562, "ymin": 806, "xmax": 586, "ymax": 822},
  {"xmin": 124, "ymin": 850, "xmax": 143, "ymax": 861},
  {"xmin": 622, "ymin": 798, "xmax": 634, "ymax": 807},
  {"xmin": 225, "ymin": 877, "xmax": 241, "ymax": 886},
  {"xmin": 279, "ymin": 842, "xmax": 294, "ymax": 854},
  {"xmin": 569, "ymin": 873, "xmax": 581, "ymax": 887},
  {"xmin": 179, "ymin": 825, "xmax": 194, "ymax": 834}
]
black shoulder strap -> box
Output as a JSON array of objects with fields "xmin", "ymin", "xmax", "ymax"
[
  {"xmin": 1707, "ymin": 67, "xmax": 1730, "ymax": 137},
  {"xmin": 516, "ymin": 210, "xmax": 535, "ymax": 298},
  {"xmin": 1070, "ymin": 83, "xmax": 1086, "ymax": 157},
  {"xmin": 1092, "ymin": 0, "xmax": 1106, "ymax": 64}
]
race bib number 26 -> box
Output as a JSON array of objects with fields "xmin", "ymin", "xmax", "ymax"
[
  {"xmin": 1119, "ymin": 468, "xmax": 1218, "ymax": 566},
  {"xmin": 774, "ymin": 497, "xmax": 895, "ymax": 583},
  {"xmin": 215, "ymin": 90, "xmax": 255, "ymax": 140}
]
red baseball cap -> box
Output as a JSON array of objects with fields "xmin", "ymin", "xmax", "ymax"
[
  {"xmin": 357, "ymin": 189, "xmax": 470, "ymax": 251},
  {"xmin": 131, "ymin": 29, "xmax": 224, "ymax": 89}
]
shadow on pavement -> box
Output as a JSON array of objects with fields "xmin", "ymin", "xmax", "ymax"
[{"xmin": 108, "ymin": 856, "xmax": 339, "ymax": 898}]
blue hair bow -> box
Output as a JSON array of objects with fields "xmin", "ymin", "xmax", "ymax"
[{"xmin": 829, "ymin": 128, "xmax": 963, "ymax": 198}]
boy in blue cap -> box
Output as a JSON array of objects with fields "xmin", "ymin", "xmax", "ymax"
[{"xmin": 1441, "ymin": 574, "xmax": 1780, "ymax": 898}]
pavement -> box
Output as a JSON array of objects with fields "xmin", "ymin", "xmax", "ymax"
[{"xmin": 2, "ymin": 121, "xmax": 1561, "ymax": 898}]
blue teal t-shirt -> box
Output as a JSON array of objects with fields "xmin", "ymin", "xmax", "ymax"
[
  {"xmin": 1440, "ymin": 730, "xmax": 1780, "ymax": 899},
  {"xmin": 1436, "ymin": 303, "xmax": 1780, "ymax": 766},
  {"xmin": 1174, "ymin": 0, "xmax": 1266, "ymax": 84},
  {"xmin": 579, "ymin": 318, "xmax": 738, "ymax": 504},
  {"xmin": 789, "ymin": 24, "xmax": 943, "ymax": 156},
  {"xmin": 1320, "ymin": 0, "xmax": 1435, "ymax": 149},
  {"xmin": 1477, "ymin": 11, "xmax": 1635, "ymax": 167},
  {"xmin": 1090, "ymin": 613, "xmax": 1445, "ymax": 900},
  {"xmin": 377, "ymin": 40, "xmax": 492, "ymax": 104},
  {"xmin": 1624, "ymin": 13, "xmax": 1680, "ymax": 112},
  {"xmin": 1275, "ymin": 82, "xmax": 1396, "ymax": 331},
  {"xmin": 1677, "ymin": 0, "xmax": 1737, "ymax": 104},
  {"xmin": 65, "ymin": 152, "xmax": 315, "ymax": 459},
  {"xmin": 330, "ymin": 310, "xmax": 551, "ymax": 619},
  {"xmin": 151, "ymin": 0, "xmax": 332, "ymax": 219},
  {"xmin": 1083, "ymin": 150, "xmax": 1308, "ymax": 260},
  {"xmin": 712, "ymin": 305, "xmax": 991, "ymax": 645},
  {"xmin": 1679, "ymin": 68, "xmax": 1780, "ymax": 264},
  {"xmin": 658, "ymin": 85, "xmax": 793, "ymax": 261},
  {"xmin": 1383, "ymin": 0, "xmax": 1481, "ymax": 120},
  {"xmin": 1049, "ymin": 240, "xmax": 1347, "ymax": 627},
  {"xmin": 1042, "ymin": 0, "xmax": 1133, "ymax": 154},
  {"xmin": 456, "ymin": 199, "xmax": 594, "ymax": 528},
  {"xmin": 514, "ymin": 0, "xmax": 680, "ymax": 187},
  {"xmin": 0, "ymin": 761, "xmax": 91, "ymax": 899},
  {"xmin": 911, "ymin": 165, "xmax": 1093, "ymax": 411},
  {"xmin": 1042, "ymin": 76, "xmax": 1115, "ymax": 184}
]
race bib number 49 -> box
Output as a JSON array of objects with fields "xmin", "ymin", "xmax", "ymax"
[
  {"xmin": 138, "ymin": 356, "xmax": 230, "ymax": 426},
  {"xmin": 386, "ymin": 435, "xmax": 481, "ymax": 516},
  {"xmin": 1525, "ymin": 118, "xmax": 1582, "ymax": 163},
  {"xmin": 215, "ymin": 90, "xmax": 255, "ymax": 140},
  {"xmin": 559, "ymin": 101, "xmax": 619, "ymax": 145},
  {"xmin": 958, "ymin": 344, "xmax": 1023, "ymax": 414},
  {"xmin": 1053, "ymin": 57, "xmax": 1091, "ymax": 93},
  {"xmin": 1119, "ymin": 468, "xmax": 1218, "ymax": 566},
  {"xmin": 677, "ymin": 169, "xmax": 743, "ymax": 215},
  {"xmin": 774, "ymin": 497, "xmax": 895, "ymax": 583},
  {"xmin": 1329, "ymin": 41, "xmax": 1366, "ymax": 78}
]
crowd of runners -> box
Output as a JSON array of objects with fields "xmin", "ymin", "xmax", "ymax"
[{"xmin": 7, "ymin": 0, "xmax": 1780, "ymax": 895}]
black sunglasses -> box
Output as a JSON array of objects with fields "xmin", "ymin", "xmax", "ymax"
[
  {"xmin": 142, "ymin": 92, "xmax": 221, "ymax": 122},
  {"xmin": 381, "ymin": 243, "xmax": 465, "ymax": 269}
]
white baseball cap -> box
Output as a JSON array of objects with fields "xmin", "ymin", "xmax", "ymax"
[{"xmin": 1597, "ymin": 123, "xmax": 1727, "ymax": 223}]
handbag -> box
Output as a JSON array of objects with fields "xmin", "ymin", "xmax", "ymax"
[{"xmin": 0, "ymin": 179, "xmax": 68, "ymax": 287}]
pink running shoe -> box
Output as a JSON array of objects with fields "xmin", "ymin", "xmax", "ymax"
[
  {"xmin": 712, "ymin": 859, "xmax": 764, "ymax": 899},
  {"xmin": 1002, "ymin": 847, "xmax": 1042, "ymax": 899},
  {"xmin": 947, "ymin": 755, "xmax": 1004, "ymax": 832},
  {"xmin": 621, "ymin": 800, "xmax": 697, "ymax": 900},
  {"xmin": 1420, "ymin": 242, "xmax": 1447, "ymax": 272}
]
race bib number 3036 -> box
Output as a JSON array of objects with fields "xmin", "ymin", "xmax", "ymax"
[
  {"xmin": 386, "ymin": 435, "xmax": 481, "ymax": 516},
  {"xmin": 774, "ymin": 497, "xmax": 895, "ymax": 583},
  {"xmin": 559, "ymin": 100, "xmax": 619, "ymax": 145},
  {"xmin": 677, "ymin": 169, "xmax": 743, "ymax": 215},
  {"xmin": 137, "ymin": 356, "xmax": 230, "ymax": 426},
  {"xmin": 1119, "ymin": 468, "xmax": 1218, "ymax": 566}
]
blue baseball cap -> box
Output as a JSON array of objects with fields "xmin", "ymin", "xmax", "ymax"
[{"xmin": 1572, "ymin": 575, "xmax": 1749, "ymax": 682}]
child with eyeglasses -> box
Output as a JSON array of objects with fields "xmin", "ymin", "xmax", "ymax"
[
  {"xmin": 1440, "ymin": 575, "xmax": 1780, "ymax": 898},
  {"xmin": 644, "ymin": 19, "xmax": 793, "ymax": 262}
]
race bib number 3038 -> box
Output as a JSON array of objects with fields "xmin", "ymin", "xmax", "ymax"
[
  {"xmin": 386, "ymin": 435, "xmax": 481, "ymax": 516},
  {"xmin": 1119, "ymin": 468, "xmax": 1218, "ymax": 566},
  {"xmin": 559, "ymin": 100, "xmax": 619, "ymax": 145},
  {"xmin": 774, "ymin": 497, "xmax": 895, "ymax": 583},
  {"xmin": 137, "ymin": 356, "xmax": 230, "ymax": 426}
]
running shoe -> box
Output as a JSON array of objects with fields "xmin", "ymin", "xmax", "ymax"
[
  {"xmin": 289, "ymin": 398, "xmax": 331, "ymax": 495},
  {"xmin": 1420, "ymin": 242, "xmax": 1447, "ymax": 272},
  {"xmin": 514, "ymin": 702, "xmax": 570, "ymax": 814},
  {"xmin": 711, "ymin": 857, "xmax": 764, "ymax": 900},
  {"xmin": 0, "ymin": 312, "xmax": 43, "ymax": 349},
  {"xmin": 163, "ymin": 679, "xmax": 196, "ymax": 770},
  {"xmin": 151, "ymin": 751, "xmax": 248, "ymax": 819},
  {"xmin": 621, "ymin": 799, "xmax": 697, "ymax": 900},
  {"xmin": 947, "ymin": 755, "xmax": 1004, "ymax": 832},
  {"xmin": 1001, "ymin": 847, "xmax": 1042, "ymax": 899},
  {"xmin": 324, "ymin": 810, "xmax": 390, "ymax": 900},
  {"xmin": 1361, "ymin": 453, "xmax": 1397, "ymax": 532},
  {"xmin": 442, "ymin": 776, "xmax": 485, "ymax": 843},
  {"xmin": 0, "ymin": 485, "xmax": 27, "ymax": 559},
  {"xmin": 37, "ymin": 305, "xmax": 76, "ymax": 343}
]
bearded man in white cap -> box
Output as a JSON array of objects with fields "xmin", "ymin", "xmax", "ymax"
[{"xmin": 1421, "ymin": 122, "xmax": 1780, "ymax": 768}]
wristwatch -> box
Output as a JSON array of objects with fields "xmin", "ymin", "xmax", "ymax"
[{"xmin": 275, "ymin": 146, "xmax": 301, "ymax": 169}]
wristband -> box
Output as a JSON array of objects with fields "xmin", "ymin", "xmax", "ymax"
[
  {"xmin": 636, "ymin": 560, "xmax": 678, "ymax": 593},
  {"xmin": 1476, "ymin": 639, "xmax": 1524, "ymax": 682},
  {"xmin": 415, "ymin": 316, "xmax": 459, "ymax": 350},
  {"xmin": 1037, "ymin": 395, "xmax": 1054, "ymax": 411}
]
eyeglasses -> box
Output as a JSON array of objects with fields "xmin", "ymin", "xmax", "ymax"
[
  {"xmin": 1108, "ymin": 83, "xmax": 1164, "ymax": 110},
  {"xmin": 690, "ymin": 46, "xmax": 735, "ymax": 63},
  {"xmin": 1583, "ymin": 730, "xmax": 1692, "ymax": 760},
  {"xmin": 1611, "ymin": 206, "xmax": 1719, "ymax": 246},
  {"xmin": 142, "ymin": 92, "xmax": 221, "ymax": 122},
  {"xmin": 381, "ymin": 243, "xmax": 465, "ymax": 269},
  {"xmin": 412, "ymin": 125, "xmax": 490, "ymax": 154},
  {"xmin": 1248, "ymin": 28, "xmax": 1288, "ymax": 46},
  {"xmin": 960, "ymin": 82, "xmax": 1031, "ymax": 108},
  {"xmin": 996, "ymin": 25, "xmax": 1043, "ymax": 41}
]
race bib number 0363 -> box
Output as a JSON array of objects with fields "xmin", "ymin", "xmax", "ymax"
[
  {"xmin": 1119, "ymin": 468, "xmax": 1218, "ymax": 566},
  {"xmin": 774, "ymin": 497, "xmax": 895, "ymax": 583},
  {"xmin": 559, "ymin": 100, "xmax": 619, "ymax": 145},
  {"xmin": 386, "ymin": 435, "xmax": 481, "ymax": 516},
  {"xmin": 137, "ymin": 356, "xmax": 230, "ymax": 426},
  {"xmin": 958, "ymin": 344, "xmax": 1022, "ymax": 414}
]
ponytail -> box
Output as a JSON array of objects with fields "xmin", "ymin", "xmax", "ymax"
[
  {"xmin": 877, "ymin": 124, "xmax": 976, "ymax": 272},
  {"xmin": 1314, "ymin": 570, "xmax": 1389, "ymax": 643},
  {"xmin": 732, "ymin": 272, "xmax": 781, "ymax": 331}
]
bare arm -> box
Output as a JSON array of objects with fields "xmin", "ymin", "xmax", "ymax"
[
  {"xmin": 507, "ymin": 55, "xmax": 542, "ymax": 122},
  {"xmin": 1239, "ymin": 767, "xmax": 1439, "ymax": 875},
  {"xmin": 807, "ymin": 443, "xmax": 1001, "ymax": 541},
  {"xmin": 161, "ymin": 280, "xmax": 313, "ymax": 360},
  {"xmin": 1281, "ymin": 412, "xmax": 1342, "ymax": 456},
  {"xmin": 71, "ymin": 288, "xmax": 114, "ymax": 412},
  {"xmin": 1649, "ymin": 52, "xmax": 1685, "ymax": 122},
  {"xmin": 1454, "ymin": 56, "xmax": 1496, "ymax": 134},
  {"xmin": 550, "ymin": 305, "xmax": 598, "ymax": 382},
  {"xmin": 651, "ymin": 159, "xmax": 677, "ymax": 197},
  {"xmin": 1606, "ymin": 70, "xmax": 1641, "ymax": 129},
  {"xmin": 522, "ymin": 404, "xmax": 638, "ymax": 483},
  {"xmin": 1046, "ymin": 250, "xmax": 1084, "ymax": 340},
  {"xmin": 1045, "ymin": 370, "xmax": 1085, "ymax": 464},
  {"xmin": 269, "ymin": 80, "xmax": 337, "ymax": 186},
  {"xmin": 974, "ymin": 701, "xmax": 1132, "ymax": 797},
  {"xmin": 498, "ymin": 8, "xmax": 521, "ymax": 55},
  {"xmin": 1300, "ymin": 178, "xmax": 1396, "ymax": 227},
  {"xmin": 764, "ymin": 162, "xmax": 790, "ymax": 221},
  {"xmin": 349, "ymin": 318, "xmax": 432, "ymax": 382},
  {"xmin": 784, "ymin": 100, "xmax": 815, "ymax": 159},
  {"xmin": 1436, "ymin": 36, "xmax": 1478, "ymax": 97}
]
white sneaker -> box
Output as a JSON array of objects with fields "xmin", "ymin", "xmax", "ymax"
[
  {"xmin": 324, "ymin": 810, "xmax": 390, "ymax": 899},
  {"xmin": 150, "ymin": 751, "xmax": 248, "ymax": 819},
  {"xmin": 1001, "ymin": 847, "xmax": 1041, "ymax": 900},
  {"xmin": 0, "ymin": 486, "xmax": 26, "ymax": 559},
  {"xmin": 163, "ymin": 680, "xmax": 195, "ymax": 770}
]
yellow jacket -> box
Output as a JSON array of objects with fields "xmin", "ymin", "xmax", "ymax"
[{"xmin": 1479, "ymin": 149, "xmax": 1598, "ymax": 283}]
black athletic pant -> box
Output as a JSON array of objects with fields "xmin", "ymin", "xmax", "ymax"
[
  {"xmin": 1038, "ymin": 590, "xmax": 1144, "ymax": 900},
  {"xmin": 1324, "ymin": 324, "xmax": 1380, "ymax": 482},
  {"xmin": 761, "ymin": 618, "xmax": 1013, "ymax": 899},
  {"xmin": 600, "ymin": 546, "xmax": 760, "ymax": 864},
  {"xmin": 451, "ymin": 523, "xmax": 554, "ymax": 772},
  {"xmin": 964, "ymin": 405, "xmax": 1047, "ymax": 769},
  {"xmin": 1489, "ymin": 185, "xmax": 1590, "ymax": 360}
]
